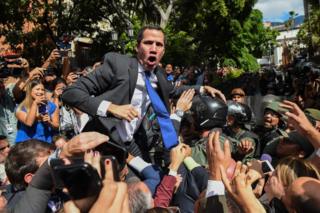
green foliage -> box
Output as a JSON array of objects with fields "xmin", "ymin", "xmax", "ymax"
[
  {"xmin": 298, "ymin": 4, "xmax": 320, "ymax": 52},
  {"xmin": 225, "ymin": 67, "xmax": 244, "ymax": 79},
  {"xmin": 285, "ymin": 10, "xmax": 298, "ymax": 31},
  {"xmin": 162, "ymin": 25, "xmax": 197, "ymax": 66},
  {"xmin": 222, "ymin": 58, "xmax": 237, "ymax": 67},
  {"xmin": 172, "ymin": 0, "xmax": 275, "ymax": 72},
  {"xmin": 237, "ymin": 48, "xmax": 260, "ymax": 72},
  {"xmin": 0, "ymin": 0, "xmax": 278, "ymax": 72},
  {"xmin": 0, "ymin": 0, "xmax": 141, "ymax": 66}
]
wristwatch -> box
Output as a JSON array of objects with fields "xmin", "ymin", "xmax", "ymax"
[{"xmin": 175, "ymin": 109, "xmax": 184, "ymax": 118}]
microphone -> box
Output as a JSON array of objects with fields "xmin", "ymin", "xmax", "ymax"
[{"xmin": 260, "ymin": 154, "xmax": 272, "ymax": 163}]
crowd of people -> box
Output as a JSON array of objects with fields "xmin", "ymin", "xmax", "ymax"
[{"xmin": 0, "ymin": 25, "xmax": 319, "ymax": 213}]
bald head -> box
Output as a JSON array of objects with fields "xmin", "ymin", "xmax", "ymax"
[{"xmin": 285, "ymin": 177, "xmax": 320, "ymax": 213}]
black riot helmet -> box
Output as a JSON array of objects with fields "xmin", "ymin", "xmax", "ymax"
[
  {"xmin": 227, "ymin": 101, "xmax": 252, "ymax": 124},
  {"xmin": 191, "ymin": 95, "xmax": 227, "ymax": 130}
]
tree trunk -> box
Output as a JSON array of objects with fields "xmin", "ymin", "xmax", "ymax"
[{"xmin": 153, "ymin": 0, "xmax": 176, "ymax": 28}]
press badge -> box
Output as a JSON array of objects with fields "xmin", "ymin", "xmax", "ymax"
[{"xmin": 5, "ymin": 124, "xmax": 14, "ymax": 134}]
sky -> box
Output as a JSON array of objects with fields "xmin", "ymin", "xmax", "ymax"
[{"xmin": 254, "ymin": 0, "xmax": 305, "ymax": 22}]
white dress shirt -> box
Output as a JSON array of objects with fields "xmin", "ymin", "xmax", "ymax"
[
  {"xmin": 206, "ymin": 180, "xmax": 225, "ymax": 197},
  {"xmin": 96, "ymin": 63, "xmax": 183, "ymax": 143},
  {"xmin": 97, "ymin": 64, "xmax": 157, "ymax": 142}
]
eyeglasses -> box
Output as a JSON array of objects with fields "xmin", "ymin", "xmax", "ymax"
[{"xmin": 0, "ymin": 145, "xmax": 10, "ymax": 151}]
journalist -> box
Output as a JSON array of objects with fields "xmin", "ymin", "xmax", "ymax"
[{"xmin": 15, "ymin": 79, "xmax": 59, "ymax": 143}]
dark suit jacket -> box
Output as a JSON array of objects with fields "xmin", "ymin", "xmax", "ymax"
[
  {"xmin": 61, "ymin": 52, "xmax": 200, "ymax": 145},
  {"xmin": 172, "ymin": 164, "xmax": 208, "ymax": 213},
  {"xmin": 140, "ymin": 165, "xmax": 162, "ymax": 195},
  {"xmin": 197, "ymin": 195, "xmax": 228, "ymax": 213},
  {"xmin": 8, "ymin": 160, "xmax": 52, "ymax": 213}
]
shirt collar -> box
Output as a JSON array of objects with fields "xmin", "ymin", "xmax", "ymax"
[{"xmin": 138, "ymin": 63, "xmax": 155, "ymax": 74}]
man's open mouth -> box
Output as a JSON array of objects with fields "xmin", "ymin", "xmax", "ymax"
[{"xmin": 148, "ymin": 56, "xmax": 156, "ymax": 62}]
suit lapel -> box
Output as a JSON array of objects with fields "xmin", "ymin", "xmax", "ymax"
[{"xmin": 128, "ymin": 58, "xmax": 138, "ymax": 101}]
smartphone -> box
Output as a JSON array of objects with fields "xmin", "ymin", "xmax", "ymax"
[
  {"xmin": 261, "ymin": 160, "xmax": 274, "ymax": 174},
  {"xmin": 38, "ymin": 104, "xmax": 47, "ymax": 115},
  {"xmin": 59, "ymin": 49, "xmax": 69, "ymax": 57},
  {"xmin": 53, "ymin": 162, "xmax": 102, "ymax": 211}
]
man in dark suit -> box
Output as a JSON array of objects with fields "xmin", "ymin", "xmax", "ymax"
[{"xmin": 61, "ymin": 25, "xmax": 225, "ymax": 156}]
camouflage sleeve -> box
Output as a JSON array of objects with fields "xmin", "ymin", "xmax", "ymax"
[
  {"xmin": 190, "ymin": 135, "xmax": 236, "ymax": 167},
  {"xmin": 191, "ymin": 143, "xmax": 208, "ymax": 167}
]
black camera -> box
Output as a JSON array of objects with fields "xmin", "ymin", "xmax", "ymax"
[
  {"xmin": 0, "ymin": 57, "xmax": 23, "ymax": 78},
  {"xmin": 51, "ymin": 155, "xmax": 120, "ymax": 211}
]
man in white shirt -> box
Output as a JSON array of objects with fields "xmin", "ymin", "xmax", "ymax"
[{"xmin": 61, "ymin": 25, "xmax": 225, "ymax": 157}]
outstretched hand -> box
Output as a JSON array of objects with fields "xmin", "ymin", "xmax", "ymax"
[
  {"xmin": 203, "ymin": 86, "xmax": 226, "ymax": 103},
  {"xmin": 169, "ymin": 143, "xmax": 188, "ymax": 171},
  {"xmin": 60, "ymin": 132, "xmax": 109, "ymax": 158},
  {"xmin": 175, "ymin": 89, "xmax": 195, "ymax": 112},
  {"xmin": 220, "ymin": 162, "xmax": 266, "ymax": 213},
  {"xmin": 238, "ymin": 139, "xmax": 254, "ymax": 155},
  {"xmin": 280, "ymin": 100, "xmax": 313, "ymax": 134},
  {"xmin": 207, "ymin": 131, "xmax": 231, "ymax": 180},
  {"xmin": 28, "ymin": 67, "xmax": 44, "ymax": 80},
  {"xmin": 280, "ymin": 100, "xmax": 320, "ymax": 148}
]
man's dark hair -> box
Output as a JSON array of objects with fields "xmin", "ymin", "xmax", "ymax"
[
  {"xmin": 52, "ymin": 77, "xmax": 67, "ymax": 89},
  {"xmin": 5, "ymin": 139, "xmax": 54, "ymax": 189},
  {"xmin": 136, "ymin": 25, "xmax": 166, "ymax": 45}
]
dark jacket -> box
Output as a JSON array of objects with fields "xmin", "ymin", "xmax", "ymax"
[
  {"xmin": 61, "ymin": 52, "xmax": 200, "ymax": 149},
  {"xmin": 171, "ymin": 164, "xmax": 208, "ymax": 213},
  {"xmin": 8, "ymin": 160, "xmax": 53, "ymax": 213}
]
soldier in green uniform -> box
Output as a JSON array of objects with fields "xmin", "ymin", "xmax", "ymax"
[
  {"xmin": 180, "ymin": 95, "xmax": 233, "ymax": 167},
  {"xmin": 254, "ymin": 101, "xmax": 286, "ymax": 155},
  {"xmin": 224, "ymin": 101, "xmax": 259, "ymax": 162},
  {"xmin": 262, "ymin": 130, "xmax": 314, "ymax": 166}
]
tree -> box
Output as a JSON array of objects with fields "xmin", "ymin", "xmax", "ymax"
[
  {"xmin": 170, "ymin": 0, "xmax": 277, "ymax": 72},
  {"xmin": 0, "ymin": 0, "xmax": 143, "ymax": 65},
  {"xmin": 0, "ymin": 0, "xmax": 278, "ymax": 71},
  {"xmin": 285, "ymin": 10, "xmax": 298, "ymax": 31},
  {"xmin": 298, "ymin": 2, "xmax": 320, "ymax": 55},
  {"xmin": 152, "ymin": 0, "xmax": 177, "ymax": 28}
]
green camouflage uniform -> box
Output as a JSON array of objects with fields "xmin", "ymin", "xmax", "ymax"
[
  {"xmin": 224, "ymin": 127, "xmax": 258, "ymax": 163},
  {"xmin": 190, "ymin": 132, "xmax": 237, "ymax": 167}
]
